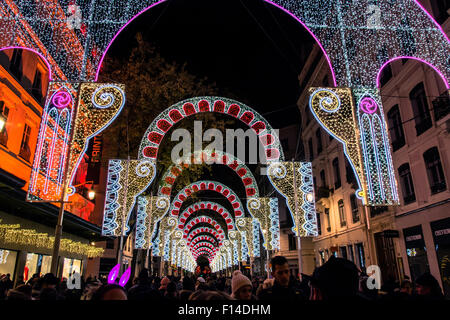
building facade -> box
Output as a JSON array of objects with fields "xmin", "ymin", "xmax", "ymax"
[
  {"xmin": 0, "ymin": 48, "xmax": 103, "ymax": 285},
  {"xmin": 292, "ymin": 0, "xmax": 450, "ymax": 296}
]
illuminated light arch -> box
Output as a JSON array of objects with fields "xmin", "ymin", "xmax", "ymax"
[
  {"xmin": 2, "ymin": 1, "xmax": 449, "ymax": 87},
  {"xmin": 187, "ymin": 225, "xmax": 225, "ymax": 241},
  {"xmin": 190, "ymin": 235, "xmax": 218, "ymax": 247},
  {"xmin": 192, "ymin": 242, "xmax": 217, "ymax": 252},
  {"xmin": 178, "ymin": 201, "xmax": 236, "ymax": 231},
  {"xmin": 187, "ymin": 227, "xmax": 223, "ymax": 245},
  {"xmin": 138, "ymin": 96, "xmax": 284, "ymax": 162},
  {"xmin": 95, "ymin": 1, "xmax": 337, "ymax": 85},
  {"xmin": 169, "ymin": 181, "xmax": 244, "ymax": 219},
  {"xmin": 376, "ymin": 56, "xmax": 450, "ymax": 89},
  {"xmin": 183, "ymin": 216, "xmax": 226, "ymax": 239},
  {"xmin": 159, "ymin": 150, "xmax": 259, "ymax": 198}
]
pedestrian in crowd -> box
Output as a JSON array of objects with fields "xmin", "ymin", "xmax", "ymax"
[
  {"xmin": 258, "ymin": 256, "xmax": 306, "ymax": 300},
  {"xmin": 231, "ymin": 270, "xmax": 254, "ymax": 300},
  {"xmin": 159, "ymin": 276, "xmax": 170, "ymax": 295},
  {"xmin": 128, "ymin": 268, "xmax": 161, "ymax": 300},
  {"xmin": 309, "ymin": 256, "xmax": 365, "ymax": 301},
  {"xmin": 195, "ymin": 276, "xmax": 208, "ymax": 290},
  {"xmin": 414, "ymin": 272, "xmax": 444, "ymax": 300},
  {"xmin": 165, "ymin": 281, "xmax": 179, "ymax": 300},
  {"xmin": 179, "ymin": 276, "xmax": 195, "ymax": 301},
  {"xmin": 90, "ymin": 284, "xmax": 127, "ymax": 300}
]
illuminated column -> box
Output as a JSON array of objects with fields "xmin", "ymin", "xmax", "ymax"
[
  {"xmin": 101, "ymin": 159, "xmax": 156, "ymax": 237},
  {"xmin": 135, "ymin": 196, "xmax": 170, "ymax": 250},
  {"xmin": 308, "ymin": 87, "xmax": 399, "ymax": 206},
  {"xmin": 267, "ymin": 162, "xmax": 318, "ymax": 237}
]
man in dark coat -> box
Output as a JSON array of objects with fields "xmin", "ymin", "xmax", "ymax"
[{"xmin": 258, "ymin": 256, "xmax": 307, "ymax": 300}]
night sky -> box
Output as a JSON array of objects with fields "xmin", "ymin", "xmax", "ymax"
[{"xmin": 105, "ymin": 0, "xmax": 315, "ymax": 128}]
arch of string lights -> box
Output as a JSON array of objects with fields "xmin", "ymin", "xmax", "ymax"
[
  {"xmin": 138, "ymin": 96, "xmax": 283, "ymax": 162},
  {"xmin": 178, "ymin": 201, "xmax": 236, "ymax": 231},
  {"xmin": 168, "ymin": 180, "xmax": 245, "ymax": 219},
  {"xmin": 183, "ymin": 216, "xmax": 227, "ymax": 240},
  {"xmin": 0, "ymin": 1, "xmax": 448, "ymax": 87},
  {"xmin": 159, "ymin": 149, "xmax": 259, "ymax": 198}
]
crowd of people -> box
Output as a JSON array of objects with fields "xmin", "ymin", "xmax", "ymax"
[{"xmin": 0, "ymin": 255, "xmax": 445, "ymax": 301}]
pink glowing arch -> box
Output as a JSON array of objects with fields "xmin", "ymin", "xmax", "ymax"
[
  {"xmin": 377, "ymin": 56, "xmax": 450, "ymax": 90},
  {"xmin": 95, "ymin": 0, "xmax": 337, "ymax": 86},
  {"xmin": 1, "ymin": 47, "xmax": 53, "ymax": 80}
]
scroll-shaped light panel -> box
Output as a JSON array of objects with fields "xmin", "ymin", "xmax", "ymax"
[
  {"xmin": 309, "ymin": 87, "xmax": 399, "ymax": 206},
  {"xmin": 354, "ymin": 89, "xmax": 399, "ymax": 205},
  {"xmin": 27, "ymin": 82, "xmax": 79, "ymax": 202},
  {"xmin": 135, "ymin": 196, "xmax": 170, "ymax": 249},
  {"xmin": 247, "ymin": 198, "xmax": 280, "ymax": 250},
  {"xmin": 66, "ymin": 83, "xmax": 126, "ymax": 195},
  {"xmin": 102, "ymin": 159, "xmax": 156, "ymax": 236},
  {"xmin": 267, "ymin": 162, "xmax": 317, "ymax": 237}
]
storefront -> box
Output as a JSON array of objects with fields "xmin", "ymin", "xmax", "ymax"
[
  {"xmin": 62, "ymin": 258, "xmax": 83, "ymax": 279},
  {"xmin": 0, "ymin": 248, "xmax": 17, "ymax": 276},
  {"xmin": 430, "ymin": 217, "xmax": 450, "ymax": 298},
  {"xmin": 403, "ymin": 225, "xmax": 430, "ymax": 282},
  {"xmin": 23, "ymin": 252, "xmax": 52, "ymax": 281}
]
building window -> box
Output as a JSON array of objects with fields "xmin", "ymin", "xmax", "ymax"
[
  {"xmin": 316, "ymin": 212, "xmax": 322, "ymax": 236},
  {"xmin": 288, "ymin": 233, "xmax": 297, "ymax": 251},
  {"xmin": 19, "ymin": 124, "xmax": 32, "ymax": 162},
  {"xmin": 325, "ymin": 208, "xmax": 331, "ymax": 232},
  {"xmin": 350, "ymin": 193, "xmax": 360, "ymax": 223},
  {"xmin": 379, "ymin": 64, "xmax": 393, "ymax": 87},
  {"xmin": 345, "ymin": 160, "xmax": 356, "ymax": 186},
  {"xmin": 410, "ymin": 83, "xmax": 432, "ymax": 136},
  {"xmin": 348, "ymin": 245, "xmax": 355, "ymax": 262},
  {"xmin": 340, "ymin": 246, "xmax": 347, "ymax": 259},
  {"xmin": 10, "ymin": 49, "xmax": 22, "ymax": 80},
  {"xmin": 398, "ymin": 163, "xmax": 416, "ymax": 204},
  {"xmin": 432, "ymin": 91, "xmax": 450, "ymax": 122},
  {"xmin": 387, "ymin": 105, "xmax": 405, "ymax": 151},
  {"xmin": 370, "ymin": 206, "xmax": 388, "ymax": 217},
  {"xmin": 332, "ymin": 157, "xmax": 341, "ymax": 189},
  {"xmin": 430, "ymin": 0, "xmax": 450, "ymax": 24},
  {"xmin": 32, "ymin": 69, "xmax": 43, "ymax": 104},
  {"xmin": 316, "ymin": 128, "xmax": 322, "ymax": 155},
  {"xmin": 338, "ymin": 199, "xmax": 346, "ymax": 227},
  {"xmin": 356, "ymin": 243, "xmax": 366, "ymax": 269},
  {"xmin": 423, "ymin": 147, "xmax": 447, "ymax": 194},
  {"xmin": 308, "ymin": 138, "xmax": 313, "ymax": 161},
  {"xmin": 0, "ymin": 101, "xmax": 9, "ymax": 147},
  {"xmin": 320, "ymin": 170, "xmax": 326, "ymax": 188}
]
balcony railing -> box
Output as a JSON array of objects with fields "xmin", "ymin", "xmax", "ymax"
[{"xmin": 433, "ymin": 92, "xmax": 450, "ymax": 122}]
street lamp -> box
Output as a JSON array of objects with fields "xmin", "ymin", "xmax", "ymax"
[
  {"xmin": 87, "ymin": 189, "xmax": 96, "ymax": 200},
  {"xmin": 0, "ymin": 113, "xmax": 6, "ymax": 132}
]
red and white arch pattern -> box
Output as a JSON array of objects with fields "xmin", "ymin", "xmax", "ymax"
[
  {"xmin": 187, "ymin": 227, "xmax": 223, "ymax": 245},
  {"xmin": 178, "ymin": 201, "xmax": 236, "ymax": 231},
  {"xmin": 169, "ymin": 181, "xmax": 244, "ymax": 218},
  {"xmin": 183, "ymin": 216, "xmax": 226, "ymax": 239}
]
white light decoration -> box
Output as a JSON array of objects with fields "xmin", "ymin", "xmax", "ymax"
[
  {"xmin": 134, "ymin": 196, "xmax": 170, "ymax": 249},
  {"xmin": 267, "ymin": 162, "xmax": 317, "ymax": 237},
  {"xmin": 138, "ymin": 96, "xmax": 283, "ymax": 162},
  {"xmin": 309, "ymin": 87, "xmax": 400, "ymax": 206},
  {"xmin": 159, "ymin": 149, "xmax": 259, "ymax": 198},
  {"xmin": 27, "ymin": 82, "xmax": 126, "ymax": 202},
  {"xmin": 247, "ymin": 198, "xmax": 280, "ymax": 250},
  {"xmin": 102, "ymin": 159, "xmax": 156, "ymax": 236},
  {"xmin": 1, "ymin": 1, "xmax": 448, "ymax": 88}
]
